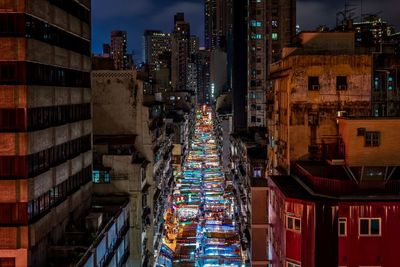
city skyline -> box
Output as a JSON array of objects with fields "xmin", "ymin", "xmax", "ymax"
[
  {"xmin": 0, "ymin": 0, "xmax": 399, "ymax": 266},
  {"xmin": 92, "ymin": 0, "xmax": 400, "ymax": 62}
]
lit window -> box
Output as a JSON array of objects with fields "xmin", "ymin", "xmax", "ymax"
[
  {"xmin": 272, "ymin": 20, "xmax": 278, "ymax": 28},
  {"xmin": 286, "ymin": 215, "xmax": 301, "ymax": 232},
  {"xmin": 251, "ymin": 20, "xmax": 263, "ymax": 27},
  {"xmin": 251, "ymin": 33, "xmax": 262, "ymax": 40},
  {"xmin": 339, "ymin": 218, "xmax": 347, "ymax": 236},
  {"xmin": 92, "ymin": 171, "xmax": 100, "ymax": 183},
  {"xmin": 272, "ymin": 32, "xmax": 278, "ymax": 40},
  {"xmin": 253, "ymin": 168, "xmax": 262, "ymax": 178},
  {"xmin": 365, "ymin": 132, "xmax": 380, "ymax": 147},
  {"xmin": 359, "ymin": 218, "xmax": 381, "ymax": 236}
]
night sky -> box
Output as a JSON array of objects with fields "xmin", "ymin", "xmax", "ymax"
[{"xmin": 92, "ymin": 0, "xmax": 400, "ymax": 63}]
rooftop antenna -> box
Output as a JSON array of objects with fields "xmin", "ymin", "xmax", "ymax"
[{"xmin": 336, "ymin": 0, "xmax": 358, "ymax": 29}]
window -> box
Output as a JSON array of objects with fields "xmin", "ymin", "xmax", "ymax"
[
  {"xmin": 373, "ymin": 76, "xmax": 381, "ymax": 90},
  {"xmin": 308, "ymin": 112, "xmax": 319, "ymax": 126},
  {"xmin": 291, "ymin": 111, "xmax": 305, "ymax": 126},
  {"xmin": 0, "ymin": 258, "xmax": 15, "ymax": 267},
  {"xmin": 272, "ymin": 32, "xmax": 278, "ymax": 40},
  {"xmin": 272, "ymin": 20, "xmax": 278, "ymax": 28},
  {"xmin": 0, "ymin": 61, "xmax": 90, "ymax": 87},
  {"xmin": 253, "ymin": 168, "xmax": 262, "ymax": 178},
  {"xmin": 365, "ymin": 132, "xmax": 380, "ymax": 147},
  {"xmin": 286, "ymin": 261, "xmax": 301, "ymax": 267},
  {"xmin": 48, "ymin": 0, "xmax": 90, "ymax": 24},
  {"xmin": 336, "ymin": 76, "xmax": 348, "ymax": 90},
  {"xmin": 286, "ymin": 215, "xmax": 301, "ymax": 232},
  {"xmin": 28, "ymin": 166, "xmax": 91, "ymax": 222},
  {"xmin": 308, "ymin": 76, "xmax": 320, "ymax": 90},
  {"xmin": 339, "ymin": 218, "xmax": 347, "ymax": 236},
  {"xmin": 92, "ymin": 170, "xmax": 100, "ymax": 183},
  {"xmin": 359, "ymin": 218, "xmax": 381, "ymax": 236},
  {"xmin": 251, "ymin": 33, "xmax": 262, "ymax": 40},
  {"xmin": 251, "ymin": 20, "xmax": 262, "ymax": 27}
]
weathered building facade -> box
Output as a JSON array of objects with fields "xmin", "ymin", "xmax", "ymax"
[
  {"xmin": 268, "ymin": 32, "xmax": 372, "ymax": 174},
  {"xmin": 91, "ymin": 70, "xmax": 173, "ymax": 266}
]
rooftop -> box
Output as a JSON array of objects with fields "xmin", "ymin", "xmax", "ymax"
[
  {"xmin": 270, "ymin": 175, "xmax": 315, "ymax": 200},
  {"xmin": 286, "ymin": 161, "xmax": 400, "ymax": 200}
]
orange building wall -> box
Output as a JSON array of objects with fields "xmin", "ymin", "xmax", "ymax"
[{"xmin": 339, "ymin": 118, "xmax": 400, "ymax": 166}]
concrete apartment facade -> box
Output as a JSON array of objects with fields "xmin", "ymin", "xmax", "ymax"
[{"xmin": 91, "ymin": 70, "xmax": 174, "ymax": 266}]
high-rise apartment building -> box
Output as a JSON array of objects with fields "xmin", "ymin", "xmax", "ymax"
[
  {"xmin": 143, "ymin": 30, "xmax": 172, "ymax": 70},
  {"xmin": 190, "ymin": 35, "xmax": 200, "ymax": 56},
  {"xmin": 204, "ymin": 0, "xmax": 233, "ymax": 50},
  {"xmin": 247, "ymin": 0, "xmax": 296, "ymax": 128},
  {"xmin": 231, "ymin": 0, "xmax": 248, "ymax": 131},
  {"xmin": 171, "ymin": 13, "xmax": 191, "ymax": 91},
  {"xmin": 111, "ymin": 30, "xmax": 128, "ymax": 70},
  {"xmin": 0, "ymin": 1, "xmax": 92, "ymax": 266},
  {"xmin": 197, "ymin": 49, "xmax": 211, "ymax": 104}
]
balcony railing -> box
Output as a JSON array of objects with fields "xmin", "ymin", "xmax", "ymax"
[
  {"xmin": 76, "ymin": 203, "xmax": 130, "ymax": 267},
  {"xmin": 295, "ymin": 164, "xmax": 356, "ymax": 195}
]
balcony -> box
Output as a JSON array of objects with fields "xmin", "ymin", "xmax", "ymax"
[
  {"xmin": 48, "ymin": 199, "xmax": 130, "ymax": 267},
  {"xmin": 308, "ymin": 138, "xmax": 345, "ymax": 164},
  {"xmin": 76, "ymin": 202, "xmax": 130, "ymax": 267}
]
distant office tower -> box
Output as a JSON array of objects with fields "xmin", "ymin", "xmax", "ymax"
[
  {"xmin": 0, "ymin": 2, "xmax": 92, "ymax": 267},
  {"xmin": 204, "ymin": 0, "xmax": 233, "ymax": 50},
  {"xmin": 111, "ymin": 30, "xmax": 128, "ymax": 70},
  {"xmin": 143, "ymin": 30, "xmax": 172, "ymax": 69},
  {"xmin": 171, "ymin": 13, "xmax": 191, "ymax": 91}
]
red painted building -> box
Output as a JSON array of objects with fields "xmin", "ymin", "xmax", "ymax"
[{"xmin": 268, "ymin": 118, "xmax": 400, "ymax": 267}]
